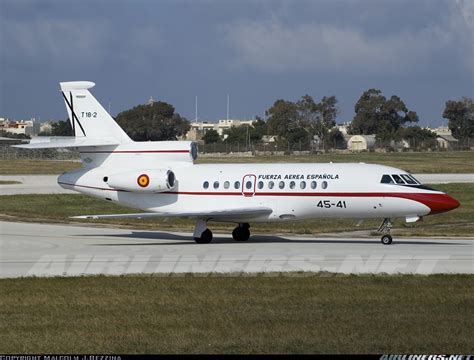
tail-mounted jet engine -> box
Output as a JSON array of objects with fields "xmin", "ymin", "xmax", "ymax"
[{"xmin": 107, "ymin": 169, "xmax": 176, "ymax": 192}]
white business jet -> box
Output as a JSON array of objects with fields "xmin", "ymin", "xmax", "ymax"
[{"xmin": 15, "ymin": 82, "xmax": 460, "ymax": 245}]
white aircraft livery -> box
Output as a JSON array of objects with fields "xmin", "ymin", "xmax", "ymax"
[{"xmin": 15, "ymin": 81, "xmax": 460, "ymax": 245}]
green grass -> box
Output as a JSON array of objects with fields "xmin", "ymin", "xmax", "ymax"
[
  {"xmin": 0, "ymin": 183, "xmax": 472, "ymax": 237},
  {"xmin": 1, "ymin": 151, "xmax": 473, "ymax": 174},
  {"xmin": 0, "ymin": 180, "xmax": 21, "ymax": 185},
  {"xmin": 0, "ymin": 275, "xmax": 472, "ymax": 354},
  {"xmin": 0, "ymin": 159, "xmax": 81, "ymax": 175}
]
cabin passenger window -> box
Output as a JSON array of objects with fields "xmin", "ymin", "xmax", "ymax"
[
  {"xmin": 381, "ymin": 175, "xmax": 394, "ymax": 184},
  {"xmin": 300, "ymin": 181, "xmax": 306, "ymax": 189},
  {"xmin": 279, "ymin": 181, "xmax": 285, "ymax": 189},
  {"xmin": 246, "ymin": 181, "xmax": 252, "ymax": 189},
  {"xmin": 391, "ymin": 174, "xmax": 405, "ymax": 184},
  {"xmin": 268, "ymin": 181, "xmax": 274, "ymax": 189},
  {"xmin": 322, "ymin": 181, "xmax": 328, "ymax": 189},
  {"xmin": 203, "ymin": 181, "xmax": 209, "ymax": 189},
  {"xmin": 401, "ymin": 174, "xmax": 417, "ymax": 184},
  {"xmin": 258, "ymin": 181, "xmax": 264, "ymax": 189},
  {"xmin": 234, "ymin": 181, "xmax": 240, "ymax": 189},
  {"xmin": 289, "ymin": 181, "xmax": 296, "ymax": 189},
  {"xmin": 311, "ymin": 181, "xmax": 317, "ymax": 189},
  {"xmin": 224, "ymin": 181, "xmax": 230, "ymax": 189},
  {"xmin": 213, "ymin": 181, "xmax": 219, "ymax": 189}
]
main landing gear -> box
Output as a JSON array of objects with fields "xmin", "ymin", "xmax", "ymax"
[
  {"xmin": 377, "ymin": 218, "xmax": 393, "ymax": 245},
  {"xmin": 232, "ymin": 223, "xmax": 250, "ymax": 242},
  {"xmin": 193, "ymin": 220, "xmax": 251, "ymax": 244},
  {"xmin": 193, "ymin": 219, "xmax": 213, "ymax": 244}
]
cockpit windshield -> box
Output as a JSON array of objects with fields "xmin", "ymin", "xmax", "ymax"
[
  {"xmin": 391, "ymin": 174, "xmax": 405, "ymax": 184},
  {"xmin": 380, "ymin": 174, "xmax": 421, "ymax": 185},
  {"xmin": 401, "ymin": 174, "xmax": 417, "ymax": 184}
]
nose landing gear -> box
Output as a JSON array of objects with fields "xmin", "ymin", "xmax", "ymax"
[{"xmin": 377, "ymin": 218, "xmax": 393, "ymax": 245}]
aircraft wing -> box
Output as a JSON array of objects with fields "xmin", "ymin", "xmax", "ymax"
[
  {"xmin": 71, "ymin": 207, "xmax": 273, "ymax": 220},
  {"xmin": 13, "ymin": 136, "xmax": 120, "ymax": 149}
]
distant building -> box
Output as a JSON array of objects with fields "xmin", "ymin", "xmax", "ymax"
[
  {"xmin": 423, "ymin": 125, "xmax": 451, "ymax": 136},
  {"xmin": 336, "ymin": 122, "xmax": 351, "ymax": 135},
  {"xmin": 0, "ymin": 118, "xmax": 40, "ymax": 136},
  {"xmin": 432, "ymin": 126, "xmax": 452, "ymax": 136},
  {"xmin": 147, "ymin": 96, "xmax": 156, "ymax": 106},
  {"xmin": 436, "ymin": 134, "xmax": 459, "ymax": 150},
  {"xmin": 216, "ymin": 119, "xmax": 254, "ymax": 135},
  {"xmin": 347, "ymin": 134, "xmax": 376, "ymax": 151},
  {"xmin": 185, "ymin": 121, "xmax": 217, "ymax": 141},
  {"xmin": 40, "ymin": 121, "xmax": 54, "ymax": 134},
  {"xmin": 185, "ymin": 119, "xmax": 255, "ymax": 141},
  {"xmin": 261, "ymin": 135, "xmax": 277, "ymax": 144}
]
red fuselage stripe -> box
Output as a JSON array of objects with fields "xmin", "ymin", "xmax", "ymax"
[{"xmin": 61, "ymin": 182, "xmax": 438, "ymax": 201}]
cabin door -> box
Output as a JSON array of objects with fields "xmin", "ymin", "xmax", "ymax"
[{"xmin": 242, "ymin": 174, "xmax": 256, "ymax": 197}]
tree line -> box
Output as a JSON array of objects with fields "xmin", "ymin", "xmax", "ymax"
[{"xmin": 40, "ymin": 89, "xmax": 473, "ymax": 149}]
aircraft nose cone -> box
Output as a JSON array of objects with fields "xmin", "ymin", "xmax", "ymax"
[{"xmin": 428, "ymin": 194, "xmax": 460, "ymax": 214}]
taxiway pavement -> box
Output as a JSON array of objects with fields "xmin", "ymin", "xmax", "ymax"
[
  {"xmin": 1, "ymin": 175, "xmax": 75, "ymax": 195},
  {"xmin": 1, "ymin": 221, "xmax": 472, "ymax": 277}
]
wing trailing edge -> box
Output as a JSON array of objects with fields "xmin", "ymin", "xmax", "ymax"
[{"xmin": 71, "ymin": 207, "xmax": 273, "ymax": 220}]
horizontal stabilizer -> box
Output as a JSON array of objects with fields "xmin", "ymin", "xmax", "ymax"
[
  {"xmin": 13, "ymin": 136, "xmax": 120, "ymax": 149},
  {"xmin": 71, "ymin": 207, "xmax": 273, "ymax": 220}
]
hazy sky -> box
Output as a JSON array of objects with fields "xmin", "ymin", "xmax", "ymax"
[{"xmin": 1, "ymin": 0, "xmax": 473, "ymax": 126}]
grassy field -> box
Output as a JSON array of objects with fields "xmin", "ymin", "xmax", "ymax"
[
  {"xmin": 0, "ymin": 159, "xmax": 81, "ymax": 175},
  {"xmin": 0, "ymin": 183, "xmax": 472, "ymax": 237},
  {"xmin": 0, "ymin": 180, "xmax": 21, "ymax": 185},
  {"xmin": 1, "ymin": 151, "xmax": 473, "ymax": 174},
  {"xmin": 0, "ymin": 275, "xmax": 472, "ymax": 354}
]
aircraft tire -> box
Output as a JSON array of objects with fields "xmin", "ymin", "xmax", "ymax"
[
  {"xmin": 194, "ymin": 229, "xmax": 213, "ymax": 244},
  {"xmin": 232, "ymin": 226, "xmax": 250, "ymax": 241},
  {"xmin": 381, "ymin": 234, "xmax": 393, "ymax": 245}
]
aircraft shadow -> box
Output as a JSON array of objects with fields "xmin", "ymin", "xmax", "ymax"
[{"xmin": 81, "ymin": 231, "xmax": 463, "ymax": 246}]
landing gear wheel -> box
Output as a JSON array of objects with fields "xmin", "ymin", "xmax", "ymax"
[
  {"xmin": 381, "ymin": 234, "xmax": 393, "ymax": 245},
  {"xmin": 194, "ymin": 229, "xmax": 213, "ymax": 244},
  {"xmin": 232, "ymin": 224, "xmax": 250, "ymax": 241}
]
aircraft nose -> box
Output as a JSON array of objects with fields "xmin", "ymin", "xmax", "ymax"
[{"xmin": 427, "ymin": 193, "xmax": 460, "ymax": 214}]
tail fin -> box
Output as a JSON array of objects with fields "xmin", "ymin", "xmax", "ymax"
[{"xmin": 60, "ymin": 81, "xmax": 131, "ymax": 143}]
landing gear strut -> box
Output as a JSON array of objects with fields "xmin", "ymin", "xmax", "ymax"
[
  {"xmin": 194, "ymin": 219, "xmax": 213, "ymax": 244},
  {"xmin": 232, "ymin": 223, "xmax": 250, "ymax": 242},
  {"xmin": 377, "ymin": 218, "xmax": 393, "ymax": 245}
]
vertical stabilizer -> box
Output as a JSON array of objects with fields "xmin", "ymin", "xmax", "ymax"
[{"xmin": 60, "ymin": 81, "xmax": 131, "ymax": 143}]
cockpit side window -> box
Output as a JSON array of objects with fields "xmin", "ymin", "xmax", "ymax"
[
  {"xmin": 401, "ymin": 174, "xmax": 417, "ymax": 184},
  {"xmin": 391, "ymin": 174, "xmax": 405, "ymax": 184},
  {"xmin": 381, "ymin": 175, "xmax": 394, "ymax": 184}
]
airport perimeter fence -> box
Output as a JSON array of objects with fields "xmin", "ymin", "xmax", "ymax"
[
  {"xmin": 1, "ymin": 139, "xmax": 472, "ymax": 161},
  {"xmin": 196, "ymin": 139, "xmax": 473, "ymax": 155},
  {"xmin": 197, "ymin": 141, "xmax": 323, "ymax": 155}
]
